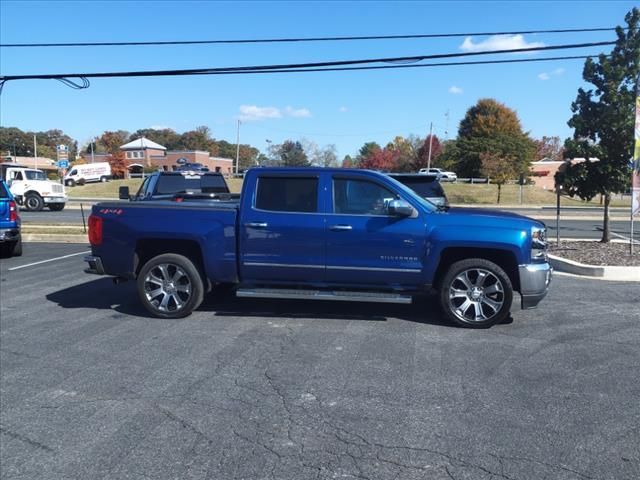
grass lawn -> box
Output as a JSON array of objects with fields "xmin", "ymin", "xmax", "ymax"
[
  {"xmin": 441, "ymin": 183, "xmax": 630, "ymax": 207},
  {"xmin": 65, "ymin": 178, "xmax": 144, "ymax": 198},
  {"xmin": 66, "ymin": 177, "xmax": 631, "ymax": 208}
]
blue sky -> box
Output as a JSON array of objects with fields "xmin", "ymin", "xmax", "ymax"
[{"xmin": 0, "ymin": 0, "xmax": 636, "ymax": 158}]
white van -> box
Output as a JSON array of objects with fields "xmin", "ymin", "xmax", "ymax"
[{"xmin": 64, "ymin": 162, "xmax": 112, "ymax": 186}]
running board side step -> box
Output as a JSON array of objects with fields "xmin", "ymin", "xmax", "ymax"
[{"xmin": 236, "ymin": 288, "xmax": 412, "ymax": 304}]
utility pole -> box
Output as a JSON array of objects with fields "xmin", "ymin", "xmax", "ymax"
[
  {"xmin": 444, "ymin": 110, "xmax": 450, "ymax": 141},
  {"xmin": 426, "ymin": 122, "xmax": 434, "ymax": 171},
  {"xmin": 33, "ymin": 134, "xmax": 38, "ymax": 170},
  {"xmin": 90, "ymin": 139, "xmax": 95, "ymax": 163},
  {"xmin": 235, "ymin": 119, "xmax": 241, "ymax": 175}
]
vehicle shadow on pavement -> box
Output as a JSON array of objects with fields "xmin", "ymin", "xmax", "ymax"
[{"xmin": 46, "ymin": 279, "xmax": 508, "ymax": 327}]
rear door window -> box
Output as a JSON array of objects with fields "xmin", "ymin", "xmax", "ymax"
[{"xmin": 255, "ymin": 177, "xmax": 318, "ymax": 213}]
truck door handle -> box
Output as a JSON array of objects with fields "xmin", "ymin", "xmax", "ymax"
[
  {"xmin": 330, "ymin": 224, "xmax": 353, "ymax": 231},
  {"xmin": 245, "ymin": 222, "xmax": 268, "ymax": 228}
]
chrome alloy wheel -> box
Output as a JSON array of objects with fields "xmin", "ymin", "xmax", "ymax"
[
  {"xmin": 448, "ymin": 268, "xmax": 505, "ymax": 323},
  {"xmin": 143, "ymin": 263, "xmax": 192, "ymax": 313}
]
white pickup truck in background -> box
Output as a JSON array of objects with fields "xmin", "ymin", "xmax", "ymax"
[{"xmin": 0, "ymin": 164, "xmax": 67, "ymax": 211}]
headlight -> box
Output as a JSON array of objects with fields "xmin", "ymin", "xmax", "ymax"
[{"xmin": 531, "ymin": 226, "xmax": 547, "ymax": 261}]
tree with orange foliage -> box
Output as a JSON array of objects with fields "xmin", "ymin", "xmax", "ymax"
[{"xmin": 107, "ymin": 151, "xmax": 129, "ymax": 179}]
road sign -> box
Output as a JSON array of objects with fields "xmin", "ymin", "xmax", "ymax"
[{"xmin": 57, "ymin": 160, "xmax": 69, "ymax": 169}]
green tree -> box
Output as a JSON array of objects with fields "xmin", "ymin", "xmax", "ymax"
[
  {"xmin": 455, "ymin": 98, "xmax": 535, "ymax": 178},
  {"xmin": 278, "ymin": 140, "xmax": 309, "ymax": 166},
  {"xmin": 97, "ymin": 130, "xmax": 130, "ymax": 154},
  {"xmin": 556, "ymin": 8, "xmax": 639, "ymax": 242},
  {"xmin": 481, "ymin": 151, "xmax": 517, "ymax": 204}
]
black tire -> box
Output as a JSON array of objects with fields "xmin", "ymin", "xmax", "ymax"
[
  {"xmin": 66, "ymin": 179, "xmax": 75, "ymax": 187},
  {"xmin": 11, "ymin": 236, "xmax": 23, "ymax": 257},
  {"xmin": 439, "ymin": 258, "xmax": 513, "ymax": 328},
  {"xmin": 24, "ymin": 193, "xmax": 44, "ymax": 212},
  {"xmin": 137, "ymin": 253, "xmax": 204, "ymax": 318},
  {"xmin": 77, "ymin": 178, "xmax": 86, "ymax": 186},
  {"xmin": 100, "ymin": 176, "xmax": 108, "ymax": 182},
  {"xmin": 48, "ymin": 203, "xmax": 65, "ymax": 211}
]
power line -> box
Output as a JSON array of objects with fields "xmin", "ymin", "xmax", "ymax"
[
  {"xmin": 0, "ymin": 27, "xmax": 620, "ymax": 48},
  {"xmin": 0, "ymin": 40, "xmax": 613, "ymax": 83}
]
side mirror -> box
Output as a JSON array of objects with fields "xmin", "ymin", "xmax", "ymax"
[
  {"xmin": 118, "ymin": 186, "xmax": 130, "ymax": 200},
  {"xmin": 388, "ymin": 199, "xmax": 414, "ymax": 217}
]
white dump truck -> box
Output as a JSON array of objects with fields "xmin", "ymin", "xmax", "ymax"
[{"xmin": 0, "ymin": 164, "xmax": 67, "ymax": 211}]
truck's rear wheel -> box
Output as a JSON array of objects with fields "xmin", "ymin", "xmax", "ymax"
[
  {"xmin": 25, "ymin": 194, "xmax": 44, "ymax": 211},
  {"xmin": 100, "ymin": 176, "xmax": 108, "ymax": 182},
  {"xmin": 439, "ymin": 258, "xmax": 512, "ymax": 328},
  {"xmin": 137, "ymin": 253, "xmax": 204, "ymax": 318},
  {"xmin": 65, "ymin": 179, "xmax": 75, "ymax": 187}
]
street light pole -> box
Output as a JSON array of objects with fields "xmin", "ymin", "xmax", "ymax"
[
  {"xmin": 33, "ymin": 134, "xmax": 38, "ymax": 170},
  {"xmin": 235, "ymin": 119, "xmax": 241, "ymax": 175},
  {"xmin": 90, "ymin": 139, "xmax": 95, "ymax": 163}
]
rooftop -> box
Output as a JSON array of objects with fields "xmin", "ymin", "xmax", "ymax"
[{"xmin": 120, "ymin": 137, "xmax": 167, "ymax": 151}]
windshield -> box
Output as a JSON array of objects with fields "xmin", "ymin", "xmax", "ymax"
[
  {"xmin": 155, "ymin": 174, "xmax": 228, "ymax": 195},
  {"xmin": 384, "ymin": 175, "xmax": 437, "ymax": 212},
  {"xmin": 25, "ymin": 170, "xmax": 47, "ymax": 181},
  {"xmin": 391, "ymin": 176, "xmax": 446, "ymax": 197}
]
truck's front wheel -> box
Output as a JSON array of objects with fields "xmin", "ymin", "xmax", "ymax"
[
  {"xmin": 439, "ymin": 258, "xmax": 513, "ymax": 328},
  {"xmin": 24, "ymin": 194, "xmax": 44, "ymax": 211},
  {"xmin": 137, "ymin": 253, "xmax": 204, "ymax": 318}
]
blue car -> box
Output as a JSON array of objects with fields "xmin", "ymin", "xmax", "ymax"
[{"xmin": 0, "ymin": 180, "xmax": 22, "ymax": 257}]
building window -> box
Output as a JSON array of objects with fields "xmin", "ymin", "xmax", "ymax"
[{"xmin": 126, "ymin": 152, "xmax": 132, "ymax": 159}]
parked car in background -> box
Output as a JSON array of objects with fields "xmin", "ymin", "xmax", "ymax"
[
  {"xmin": 0, "ymin": 180, "xmax": 22, "ymax": 257},
  {"xmin": 0, "ymin": 163, "xmax": 67, "ymax": 211},
  {"xmin": 87, "ymin": 167, "xmax": 552, "ymax": 328},
  {"xmin": 64, "ymin": 162, "xmax": 112, "ymax": 186},
  {"xmin": 119, "ymin": 171, "xmax": 238, "ymax": 202},
  {"xmin": 388, "ymin": 173, "xmax": 449, "ymax": 209},
  {"xmin": 419, "ymin": 167, "xmax": 457, "ymax": 182}
]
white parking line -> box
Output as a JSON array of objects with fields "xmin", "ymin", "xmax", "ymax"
[{"xmin": 8, "ymin": 251, "xmax": 88, "ymax": 271}]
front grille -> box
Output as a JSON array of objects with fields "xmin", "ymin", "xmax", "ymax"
[{"xmin": 52, "ymin": 184, "xmax": 63, "ymax": 194}]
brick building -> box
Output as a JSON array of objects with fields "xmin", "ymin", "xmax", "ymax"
[
  {"xmin": 529, "ymin": 157, "xmax": 598, "ymax": 190},
  {"xmin": 81, "ymin": 137, "xmax": 235, "ymax": 175}
]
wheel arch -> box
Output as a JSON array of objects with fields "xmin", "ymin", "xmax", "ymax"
[
  {"xmin": 433, "ymin": 247, "xmax": 520, "ymax": 292},
  {"xmin": 133, "ymin": 238, "xmax": 210, "ymax": 290}
]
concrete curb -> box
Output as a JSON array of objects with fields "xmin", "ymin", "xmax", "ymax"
[
  {"xmin": 548, "ymin": 254, "xmax": 640, "ymax": 282},
  {"xmin": 23, "ymin": 234, "xmax": 88, "ymax": 243}
]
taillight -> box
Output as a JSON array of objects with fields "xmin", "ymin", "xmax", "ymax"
[
  {"xmin": 8, "ymin": 201, "xmax": 18, "ymax": 222},
  {"xmin": 88, "ymin": 215, "xmax": 103, "ymax": 246}
]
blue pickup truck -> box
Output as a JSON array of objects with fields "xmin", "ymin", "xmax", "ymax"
[
  {"xmin": 85, "ymin": 168, "xmax": 552, "ymax": 328},
  {"xmin": 0, "ymin": 180, "xmax": 22, "ymax": 257}
]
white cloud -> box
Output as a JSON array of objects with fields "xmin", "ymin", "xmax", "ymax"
[
  {"xmin": 238, "ymin": 105, "xmax": 282, "ymax": 122},
  {"xmin": 448, "ymin": 85, "xmax": 463, "ymax": 94},
  {"xmin": 460, "ymin": 34, "xmax": 545, "ymax": 53},
  {"xmin": 284, "ymin": 106, "xmax": 312, "ymax": 118},
  {"xmin": 537, "ymin": 68, "xmax": 565, "ymax": 81},
  {"xmin": 238, "ymin": 105, "xmax": 312, "ymax": 121},
  {"xmin": 150, "ymin": 125, "xmax": 171, "ymax": 130},
  {"xmin": 338, "ymin": 106, "xmax": 348, "ymax": 112}
]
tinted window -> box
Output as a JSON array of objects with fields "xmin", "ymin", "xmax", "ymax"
[
  {"xmin": 391, "ymin": 176, "xmax": 445, "ymax": 197},
  {"xmin": 155, "ymin": 174, "xmax": 228, "ymax": 195},
  {"xmin": 0, "ymin": 182, "xmax": 9, "ymax": 198},
  {"xmin": 333, "ymin": 178, "xmax": 397, "ymax": 215},
  {"xmin": 256, "ymin": 177, "xmax": 318, "ymax": 213}
]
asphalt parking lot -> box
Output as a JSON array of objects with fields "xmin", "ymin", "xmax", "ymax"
[{"xmin": 1, "ymin": 243, "xmax": 639, "ymax": 480}]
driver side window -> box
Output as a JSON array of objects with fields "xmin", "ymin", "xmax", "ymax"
[{"xmin": 333, "ymin": 178, "xmax": 397, "ymax": 215}]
